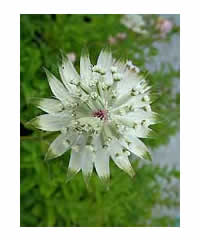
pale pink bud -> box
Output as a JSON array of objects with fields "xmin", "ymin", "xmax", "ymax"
[
  {"xmin": 156, "ymin": 18, "xmax": 173, "ymax": 38},
  {"xmin": 67, "ymin": 52, "xmax": 76, "ymax": 63}
]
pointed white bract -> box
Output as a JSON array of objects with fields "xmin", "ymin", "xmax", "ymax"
[
  {"xmin": 30, "ymin": 49, "xmax": 158, "ymax": 183},
  {"xmin": 45, "ymin": 69, "xmax": 69, "ymax": 103},
  {"xmin": 33, "ymin": 98, "xmax": 63, "ymax": 114},
  {"xmin": 109, "ymin": 140, "xmax": 135, "ymax": 177},
  {"xmin": 94, "ymin": 148, "xmax": 110, "ymax": 180},
  {"xmin": 45, "ymin": 133, "xmax": 70, "ymax": 160},
  {"xmin": 80, "ymin": 50, "xmax": 92, "ymax": 85}
]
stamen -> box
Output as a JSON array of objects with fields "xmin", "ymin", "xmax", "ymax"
[{"xmin": 93, "ymin": 109, "xmax": 108, "ymax": 120}]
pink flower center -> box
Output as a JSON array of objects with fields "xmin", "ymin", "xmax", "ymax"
[{"xmin": 92, "ymin": 109, "xmax": 108, "ymax": 120}]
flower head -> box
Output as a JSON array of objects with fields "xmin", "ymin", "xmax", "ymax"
[
  {"xmin": 30, "ymin": 48, "xmax": 158, "ymax": 183},
  {"xmin": 121, "ymin": 14, "xmax": 147, "ymax": 35},
  {"xmin": 156, "ymin": 17, "xmax": 173, "ymax": 38}
]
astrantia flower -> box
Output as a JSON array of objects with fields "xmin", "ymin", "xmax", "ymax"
[
  {"xmin": 30, "ymin": 49, "xmax": 158, "ymax": 183},
  {"xmin": 121, "ymin": 14, "xmax": 147, "ymax": 35}
]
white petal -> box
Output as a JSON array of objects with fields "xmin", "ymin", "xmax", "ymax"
[
  {"xmin": 29, "ymin": 111, "xmax": 71, "ymax": 131},
  {"xmin": 33, "ymin": 98, "xmax": 63, "ymax": 113},
  {"xmin": 92, "ymin": 135, "xmax": 103, "ymax": 151},
  {"xmin": 115, "ymin": 110, "xmax": 158, "ymax": 127},
  {"xmin": 113, "ymin": 93, "xmax": 151, "ymax": 109},
  {"xmin": 80, "ymin": 50, "xmax": 92, "ymax": 85},
  {"xmin": 114, "ymin": 60, "xmax": 127, "ymax": 74},
  {"xmin": 129, "ymin": 97, "xmax": 151, "ymax": 109},
  {"xmin": 97, "ymin": 49, "xmax": 112, "ymax": 71},
  {"xmin": 81, "ymin": 146, "xmax": 94, "ymax": 177},
  {"xmin": 94, "ymin": 148, "xmax": 110, "ymax": 180},
  {"xmin": 116, "ymin": 72, "xmax": 141, "ymax": 96},
  {"xmin": 67, "ymin": 135, "xmax": 87, "ymax": 173},
  {"xmin": 45, "ymin": 68, "xmax": 69, "ymax": 103},
  {"xmin": 132, "ymin": 125, "xmax": 155, "ymax": 138},
  {"xmin": 59, "ymin": 55, "xmax": 80, "ymax": 91},
  {"xmin": 113, "ymin": 156, "xmax": 135, "ymax": 177},
  {"xmin": 119, "ymin": 132, "xmax": 152, "ymax": 161},
  {"xmin": 45, "ymin": 133, "xmax": 70, "ymax": 160},
  {"xmin": 68, "ymin": 149, "xmax": 82, "ymax": 174},
  {"xmin": 104, "ymin": 71, "xmax": 113, "ymax": 86},
  {"xmin": 126, "ymin": 110, "xmax": 158, "ymax": 123},
  {"xmin": 109, "ymin": 140, "xmax": 135, "ymax": 177}
]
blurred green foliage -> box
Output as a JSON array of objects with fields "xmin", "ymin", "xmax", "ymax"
[{"xmin": 20, "ymin": 14, "xmax": 180, "ymax": 227}]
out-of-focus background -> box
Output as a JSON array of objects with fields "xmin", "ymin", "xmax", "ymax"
[{"xmin": 20, "ymin": 14, "xmax": 180, "ymax": 227}]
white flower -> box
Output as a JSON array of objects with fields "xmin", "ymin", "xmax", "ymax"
[
  {"xmin": 121, "ymin": 14, "xmax": 147, "ymax": 35},
  {"xmin": 29, "ymin": 49, "xmax": 158, "ymax": 183}
]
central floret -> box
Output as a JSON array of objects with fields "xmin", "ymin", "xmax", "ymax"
[{"xmin": 93, "ymin": 109, "xmax": 108, "ymax": 120}]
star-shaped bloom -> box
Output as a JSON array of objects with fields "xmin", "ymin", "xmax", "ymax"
[{"xmin": 29, "ymin": 49, "xmax": 158, "ymax": 183}]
